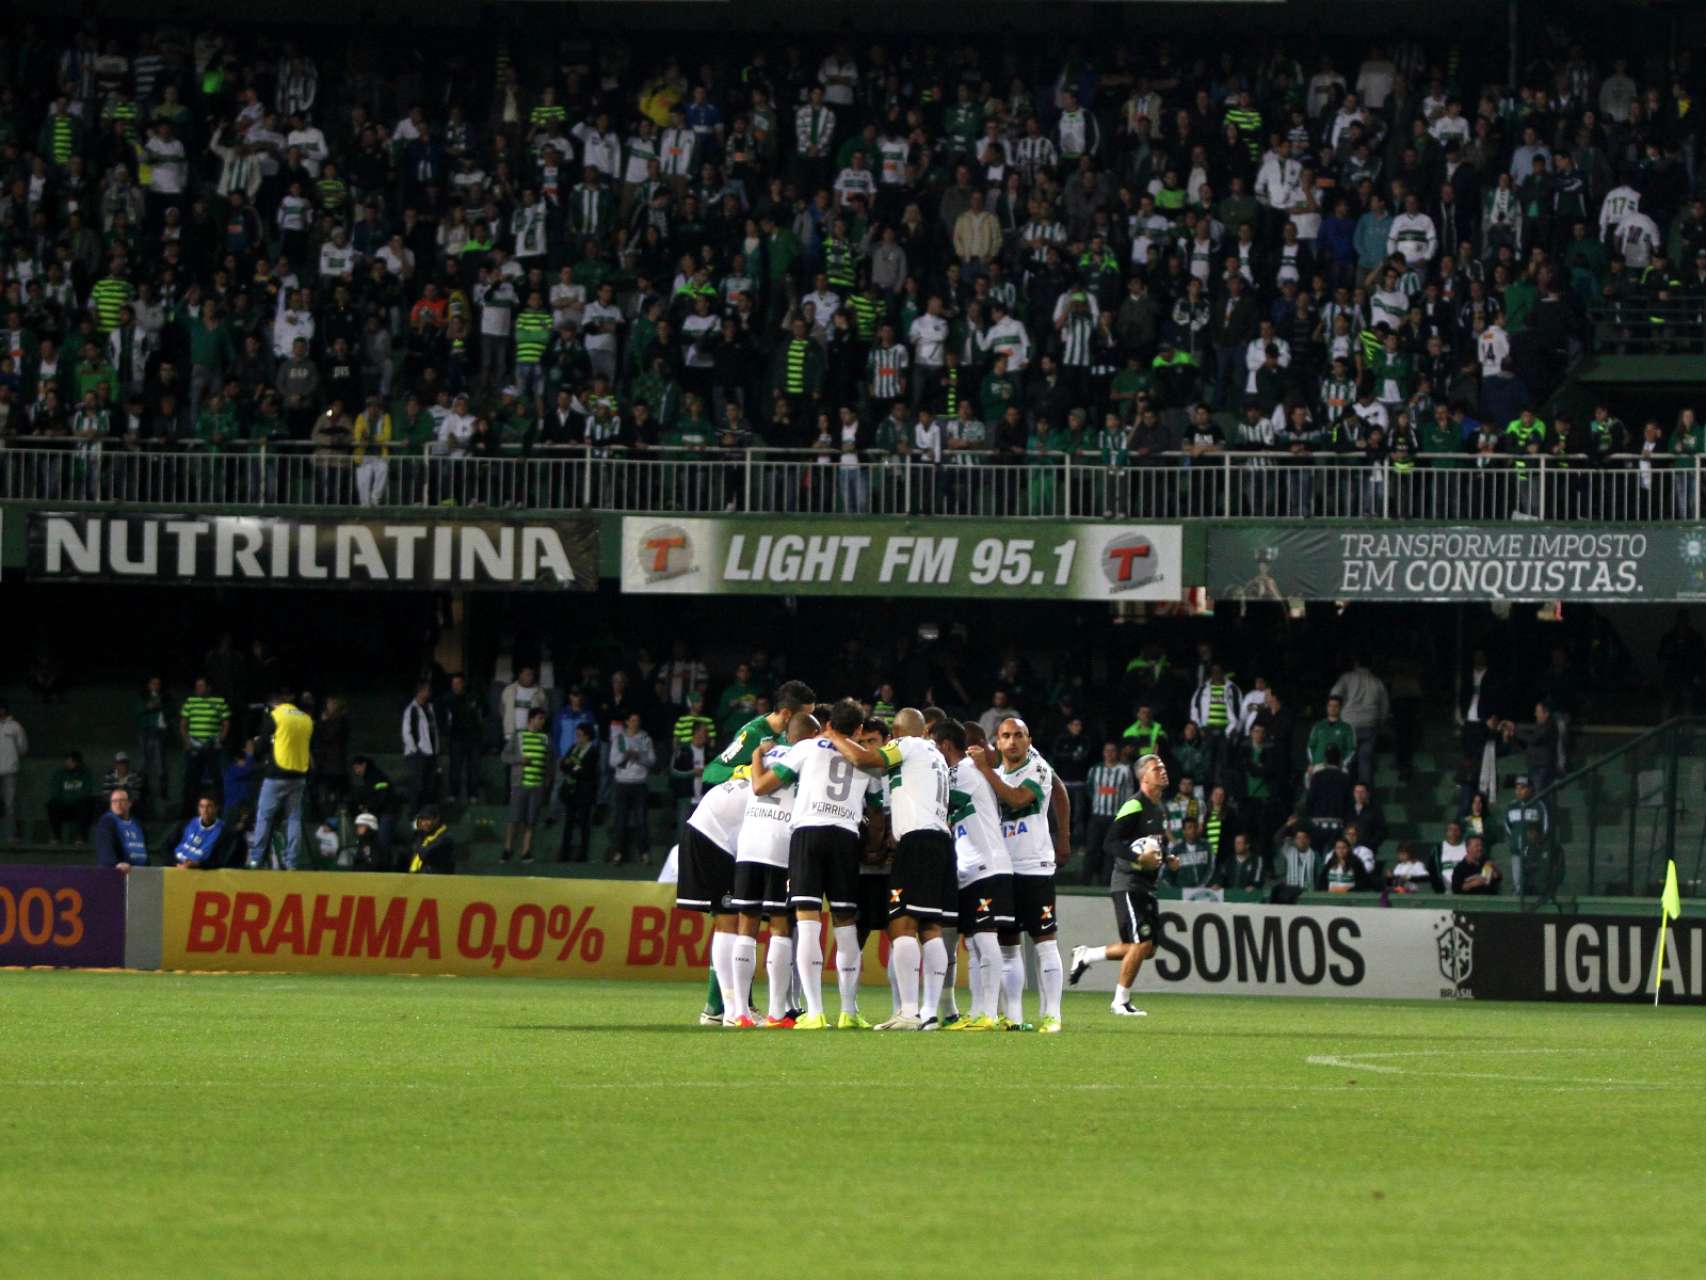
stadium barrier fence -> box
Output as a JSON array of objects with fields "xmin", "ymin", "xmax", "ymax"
[{"xmin": 1, "ymin": 443, "xmax": 1700, "ymax": 522}]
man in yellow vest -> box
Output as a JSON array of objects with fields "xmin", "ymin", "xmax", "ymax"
[{"xmin": 246, "ymin": 687, "xmax": 314, "ymax": 869}]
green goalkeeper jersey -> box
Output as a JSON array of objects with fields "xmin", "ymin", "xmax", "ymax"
[{"xmin": 703, "ymin": 713, "xmax": 775, "ymax": 786}]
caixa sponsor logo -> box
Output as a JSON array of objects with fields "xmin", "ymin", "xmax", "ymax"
[{"xmin": 1151, "ymin": 910, "xmax": 1367, "ymax": 987}]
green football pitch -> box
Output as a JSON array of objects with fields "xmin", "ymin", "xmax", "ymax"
[{"xmin": 4, "ymin": 971, "xmax": 1702, "ymax": 1278}]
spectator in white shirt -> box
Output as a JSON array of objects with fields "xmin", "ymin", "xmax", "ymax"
[{"xmin": 1354, "ymin": 47, "xmax": 1397, "ymax": 110}]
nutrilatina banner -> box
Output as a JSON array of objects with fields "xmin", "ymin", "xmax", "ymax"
[
  {"xmin": 1207, "ymin": 525, "xmax": 1706, "ymax": 602},
  {"xmin": 27, "ymin": 512, "xmax": 598, "ymax": 590}
]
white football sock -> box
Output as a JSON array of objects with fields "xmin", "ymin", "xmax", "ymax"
[
  {"xmin": 711, "ymin": 932, "xmax": 739, "ymax": 1018},
  {"xmin": 971, "ymin": 933, "xmax": 1002, "ymax": 1018},
  {"xmin": 766, "ymin": 935, "xmax": 794, "ymax": 1020},
  {"xmin": 1114, "ymin": 983, "xmax": 1131, "ymax": 1005},
  {"xmin": 921, "ymin": 936, "xmax": 948, "ymax": 1022},
  {"xmin": 1000, "ymin": 944, "xmax": 1024, "ymax": 1022},
  {"xmin": 939, "ymin": 928, "xmax": 961, "ymax": 1016},
  {"xmin": 788, "ymin": 925, "xmax": 805, "ymax": 1010},
  {"xmin": 1082, "ymin": 945, "xmax": 1109, "ymax": 965},
  {"xmin": 833, "ymin": 924, "xmax": 861, "ymax": 1015},
  {"xmin": 731, "ymin": 935, "xmax": 758, "ymax": 1017},
  {"xmin": 888, "ymin": 946, "xmax": 903, "ymax": 1012},
  {"xmin": 889, "ymin": 935, "xmax": 921, "ymax": 1018},
  {"xmin": 1036, "ymin": 939, "xmax": 1063, "ymax": 1021},
  {"xmin": 796, "ymin": 921, "xmax": 825, "ymax": 1018}
]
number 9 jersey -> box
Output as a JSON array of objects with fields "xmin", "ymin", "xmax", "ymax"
[{"xmin": 769, "ymin": 738, "xmax": 865, "ymax": 834}]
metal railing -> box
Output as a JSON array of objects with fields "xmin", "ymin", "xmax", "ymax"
[
  {"xmin": 1, "ymin": 442, "xmax": 1700, "ymax": 522},
  {"xmin": 1587, "ymin": 299, "xmax": 1706, "ymax": 354},
  {"xmin": 1521, "ymin": 717, "xmax": 1706, "ymax": 909}
]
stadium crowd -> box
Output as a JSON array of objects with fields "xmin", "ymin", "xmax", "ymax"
[{"xmin": 0, "ymin": 19, "xmax": 1702, "ymax": 517}]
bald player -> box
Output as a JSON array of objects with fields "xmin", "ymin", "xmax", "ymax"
[
  {"xmin": 1069, "ymin": 753, "xmax": 1177, "ymax": 1016},
  {"xmin": 978, "ymin": 716, "xmax": 1071, "ymax": 1029},
  {"xmin": 828, "ymin": 706, "xmax": 953, "ymax": 1030}
]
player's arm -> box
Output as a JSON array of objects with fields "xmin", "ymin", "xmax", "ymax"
[
  {"xmin": 1049, "ymin": 775, "xmax": 1071, "ymax": 864},
  {"xmin": 826, "ymin": 726, "xmax": 886, "ymax": 771},
  {"xmin": 968, "ymin": 745, "xmax": 1031, "ymax": 808},
  {"xmin": 749, "ymin": 740, "xmax": 790, "ymax": 795}
]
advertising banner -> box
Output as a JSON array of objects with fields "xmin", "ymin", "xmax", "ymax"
[
  {"xmin": 620, "ymin": 516, "xmax": 1183, "ymax": 601},
  {"xmin": 1056, "ymin": 895, "xmax": 1461, "ymax": 999},
  {"xmin": 0, "ymin": 866, "xmax": 127, "ymax": 968},
  {"xmin": 158, "ymin": 870, "xmax": 893, "ymax": 982},
  {"xmin": 1207, "ymin": 525, "xmax": 1706, "ymax": 603},
  {"xmin": 27, "ymin": 512, "xmax": 598, "ymax": 591},
  {"xmin": 1461, "ymin": 913, "xmax": 1705, "ymax": 1004}
]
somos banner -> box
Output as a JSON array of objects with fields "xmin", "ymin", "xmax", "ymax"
[
  {"xmin": 159, "ymin": 870, "xmax": 892, "ymax": 981},
  {"xmin": 621, "ymin": 516, "xmax": 1183, "ymax": 601},
  {"xmin": 1056, "ymin": 896, "xmax": 1462, "ymax": 999},
  {"xmin": 27, "ymin": 512, "xmax": 598, "ymax": 591},
  {"xmin": 0, "ymin": 866, "xmax": 126, "ymax": 968},
  {"xmin": 1208, "ymin": 525, "xmax": 1706, "ymax": 603}
]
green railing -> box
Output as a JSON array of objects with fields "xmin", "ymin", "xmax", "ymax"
[{"xmin": 1523, "ymin": 717, "xmax": 1706, "ymax": 908}]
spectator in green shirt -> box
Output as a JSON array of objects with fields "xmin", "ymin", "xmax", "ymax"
[
  {"xmin": 1307, "ymin": 696, "xmax": 1357, "ymax": 769},
  {"xmin": 46, "ymin": 751, "xmax": 96, "ymax": 843},
  {"xmin": 716, "ymin": 663, "xmax": 761, "ymax": 738}
]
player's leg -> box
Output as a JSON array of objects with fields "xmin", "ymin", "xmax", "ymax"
[
  {"xmin": 918, "ymin": 920, "xmax": 948, "ymax": 1030},
  {"xmin": 879, "ymin": 837, "xmax": 921, "ymax": 1026},
  {"xmin": 787, "ymin": 830, "xmax": 829, "ymax": 1027},
  {"xmin": 759, "ymin": 868, "xmax": 796, "ymax": 1026},
  {"xmin": 913, "ymin": 834, "xmax": 954, "ymax": 1028},
  {"xmin": 1031, "ymin": 875, "xmax": 1063, "ymax": 1032},
  {"xmin": 938, "ymin": 846, "xmax": 964, "ymax": 1023},
  {"xmin": 1068, "ymin": 888, "xmax": 1142, "ymax": 985},
  {"xmin": 996, "ymin": 927, "xmax": 1025, "ymax": 1026},
  {"xmin": 826, "ymin": 831, "xmax": 869, "ymax": 1028}
]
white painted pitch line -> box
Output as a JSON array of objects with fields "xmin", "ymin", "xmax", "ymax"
[{"xmin": 1304, "ymin": 1048, "xmax": 1667, "ymax": 1088}]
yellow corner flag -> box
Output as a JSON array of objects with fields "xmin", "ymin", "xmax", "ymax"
[{"xmin": 1654, "ymin": 860, "xmax": 1682, "ymax": 1006}]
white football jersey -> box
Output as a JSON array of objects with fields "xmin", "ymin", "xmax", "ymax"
[
  {"xmin": 737, "ymin": 748, "xmax": 794, "ymax": 868},
  {"xmin": 951, "ymin": 758, "xmax": 1012, "ymax": 887},
  {"xmin": 878, "ymin": 735, "xmax": 950, "ymax": 839},
  {"xmin": 774, "ymin": 738, "xmax": 865, "ymax": 833},
  {"xmin": 686, "ymin": 774, "xmax": 749, "ymax": 853},
  {"xmin": 998, "ymin": 747, "xmax": 1058, "ymax": 875}
]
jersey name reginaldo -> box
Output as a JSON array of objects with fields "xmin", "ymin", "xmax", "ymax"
[
  {"xmin": 951, "ymin": 759, "xmax": 1012, "ymax": 887},
  {"xmin": 687, "ymin": 774, "xmax": 750, "ymax": 852},
  {"xmin": 738, "ymin": 747, "xmax": 794, "ymax": 868},
  {"xmin": 773, "ymin": 738, "xmax": 865, "ymax": 833},
  {"xmin": 998, "ymin": 747, "xmax": 1057, "ymax": 875},
  {"xmin": 879, "ymin": 735, "xmax": 951, "ymax": 839}
]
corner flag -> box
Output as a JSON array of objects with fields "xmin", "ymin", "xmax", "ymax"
[{"xmin": 1653, "ymin": 860, "xmax": 1682, "ymax": 1006}]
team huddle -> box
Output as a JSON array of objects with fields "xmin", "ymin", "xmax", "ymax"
[{"xmin": 676, "ymin": 681, "xmax": 1173, "ymax": 1031}]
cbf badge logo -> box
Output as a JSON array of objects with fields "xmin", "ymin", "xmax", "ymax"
[
  {"xmin": 637, "ymin": 524, "xmax": 694, "ymax": 584},
  {"xmin": 1679, "ymin": 528, "xmax": 1706, "ymax": 598},
  {"xmin": 1435, "ymin": 914, "xmax": 1475, "ymax": 997},
  {"xmin": 1100, "ymin": 531, "xmax": 1162, "ymax": 594}
]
